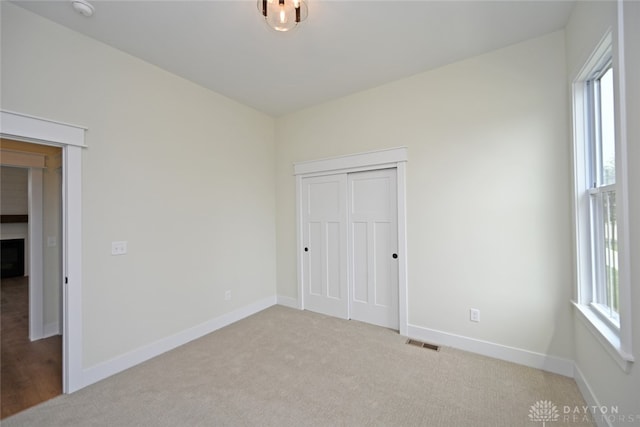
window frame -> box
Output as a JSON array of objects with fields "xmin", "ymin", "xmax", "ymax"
[{"xmin": 571, "ymin": 30, "xmax": 634, "ymax": 371}]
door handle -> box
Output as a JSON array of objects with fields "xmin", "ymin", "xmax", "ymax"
[
  {"xmin": 392, "ymin": 253, "xmax": 398, "ymax": 259},
  {"xmin": 304, "ymin": 247, "xmax": 309, "ymax": 252}
]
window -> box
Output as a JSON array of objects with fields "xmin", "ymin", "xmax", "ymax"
[
  {"xmin": 587, "ymin": 63, "xmax": 619, "ymax": 326},
  {"xmin": 572, "ymin": 32, "xmax": 633, "ymax": 370}
]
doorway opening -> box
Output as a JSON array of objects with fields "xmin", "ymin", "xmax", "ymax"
[
  {"xmin": 1, "ymin": 109, "xmax": 87, "ymax": 396},
  {"xmin": 1, "ymin": 140, "xmax": 63, "ymax": 418}
]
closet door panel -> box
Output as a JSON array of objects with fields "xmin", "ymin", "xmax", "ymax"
[
  {"xmin": 348, "ymin": 169, "xmax": 398, "ymax": 329},
  {"xmin": 301, "ymin": 175, "xmax": 348, "ymax": 319}
]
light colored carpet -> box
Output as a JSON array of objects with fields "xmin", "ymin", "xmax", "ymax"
[{"xmin": 3, "ymin": 306, "xmax": 594, "ymax": 426}]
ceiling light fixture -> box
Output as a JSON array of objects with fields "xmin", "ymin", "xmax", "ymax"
[
  {"xmin": 258, "ymin": 0, "xmax": 308, "ymax": 32},
  {"xmin": 71, "ymin": 0, "xmax": 94, "ymax": 17}
]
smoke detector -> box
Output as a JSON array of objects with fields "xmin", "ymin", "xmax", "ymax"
[{"xmin": 71, "ymin": 0, "xmax": 95, "ymax": 17}]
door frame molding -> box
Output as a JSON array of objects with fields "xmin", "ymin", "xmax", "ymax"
[
  {"xmin": 1, "ymin": 110, "xmax": 86, "ymax": 393},
  {"xmin": 294, "ymin": 147, "xmax": 408, "ymax": 335},
  {"xmin": 28, "ymin": 167, "xmax": 45, "ymax": 341}
]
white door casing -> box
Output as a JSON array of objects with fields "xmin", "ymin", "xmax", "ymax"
[
  {"xmin": 348, "ymin": 169, "xmax": 398, "ymax": 329},
  {"xmin": 295, "ymin": 147, "xmax": 408, "ymax": 335},
  {"xmin": 28, "ymin": 167, "xmax": 45, "ymax": 340}
]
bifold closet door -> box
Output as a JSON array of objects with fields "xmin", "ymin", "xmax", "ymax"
[
  {"xmin": 348, "ymin": 169, "xmax": 398, "ymax": 330},
  {"xmin": 301, "ymin": 174, "xmax": 349, "ymax": 319}
]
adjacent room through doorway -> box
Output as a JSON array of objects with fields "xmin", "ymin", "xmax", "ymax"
[{"xmin": 0, "ymin": 139, "xmax": 63, "ymax": 418}]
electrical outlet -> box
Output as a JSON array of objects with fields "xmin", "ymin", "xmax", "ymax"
[
  {"xmin": 470, "ymin": 308, "xmax": 480, "ymax": 323},
  {"xmin": 111, "ymin": 241, "xmax": 127, "ymax": 255},
  {"xmin": 225, "ymin": 290, "xmax": 232, "ymax": 301}
]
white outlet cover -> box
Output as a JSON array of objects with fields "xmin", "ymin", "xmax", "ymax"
[{"xmin": 111, "ymin": 241, "xmax": 127, "ymax": 255}]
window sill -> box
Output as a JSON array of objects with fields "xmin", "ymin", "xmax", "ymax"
[{"xmin": 572, "ymin": 301, "xmax": 634, "ymax": 372}]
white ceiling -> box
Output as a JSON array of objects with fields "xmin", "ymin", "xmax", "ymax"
[{"xmin": 13, "ymin": 0, "xmax": 575, "ymax": 116}]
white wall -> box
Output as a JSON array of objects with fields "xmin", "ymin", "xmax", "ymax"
[
  {"xmin": 276, "ymin": 31, "xmax": 574, "ymax": 360},
  {"xmin": 566, "ymin": 1, "xmax": 640, "ymax": 423},
  {"xmin": 1, "ymin": 3, "xmax": 276, "ymax": 368}
]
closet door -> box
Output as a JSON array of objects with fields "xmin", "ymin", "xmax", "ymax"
[
  {"xmin": 348, "ymin": 169, "xmax": 398, "ymax": 329},
  {"xmin": 301, "ymin": 174, "xmax": 349, "ymax": 319}
]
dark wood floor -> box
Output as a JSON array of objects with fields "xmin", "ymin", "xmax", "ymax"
[{"xmin": 1, "ymin": 276, "xmax": 62, "ymax": 419}]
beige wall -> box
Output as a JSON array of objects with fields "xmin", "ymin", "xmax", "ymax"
[
  {"xmin": 1, "ymin": 166, "xmax": 28, "ymax": 214},
  {"xmin": 566, "ymin": 0, "xmax": 640, "ymax": 422},
  {"xmin": 1, "ymin": 3, "xmax": 276, "ymax": 367},
  {"xmin": 276, "ymin": 31, "xmax": 573, "ymax": 359}
]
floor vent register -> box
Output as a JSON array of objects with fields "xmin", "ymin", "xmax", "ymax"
[{"xmin": 406, "ymin": 338, "xmax": 440, "ymax": 351}]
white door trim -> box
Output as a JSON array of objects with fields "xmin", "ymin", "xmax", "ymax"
[
  {"xmin": 1, "ymin": 110, "xmax": 86, "ymax": 393},
  {"xmin": 0, "ymin": 110, "xmax": 87, "ymax": 147},
  {"xmin": 28, "ymin": 167, "xmax": 45, "ymax": 341},
  {"xmin": 294, "ymin": 147, "xmax": 408, "ymax": 176},
  {"xmin": 295, "ymin": 147, "xmax": 408, "ymax": 335}
]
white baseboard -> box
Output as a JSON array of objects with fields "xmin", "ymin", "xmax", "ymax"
[
  {"xmin": 276, "ymin": 295, "xmax": 300, "ymax": 309},
  {"xmin": 407, "ymin": 324, "xmax": 574, "ymax": 377},
  {"xmin": 573, "ymin": 364, "xmax": 612, "ymax": 427},
  {"xmin": 43, "ymin": 321, "xmax": 60, "ymax": 338},
  {"xmin": 82, "ymin": 296, "xmax": 276, "ymax": 388}
]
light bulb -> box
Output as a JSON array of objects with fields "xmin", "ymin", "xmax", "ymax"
[
  {"xmin": 259, "ymin": 0, "xmax": 307, "ymax": 32},
  {"xmin": 265, "ymin": 0, "xmax": 296, "ymax": 31}
]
